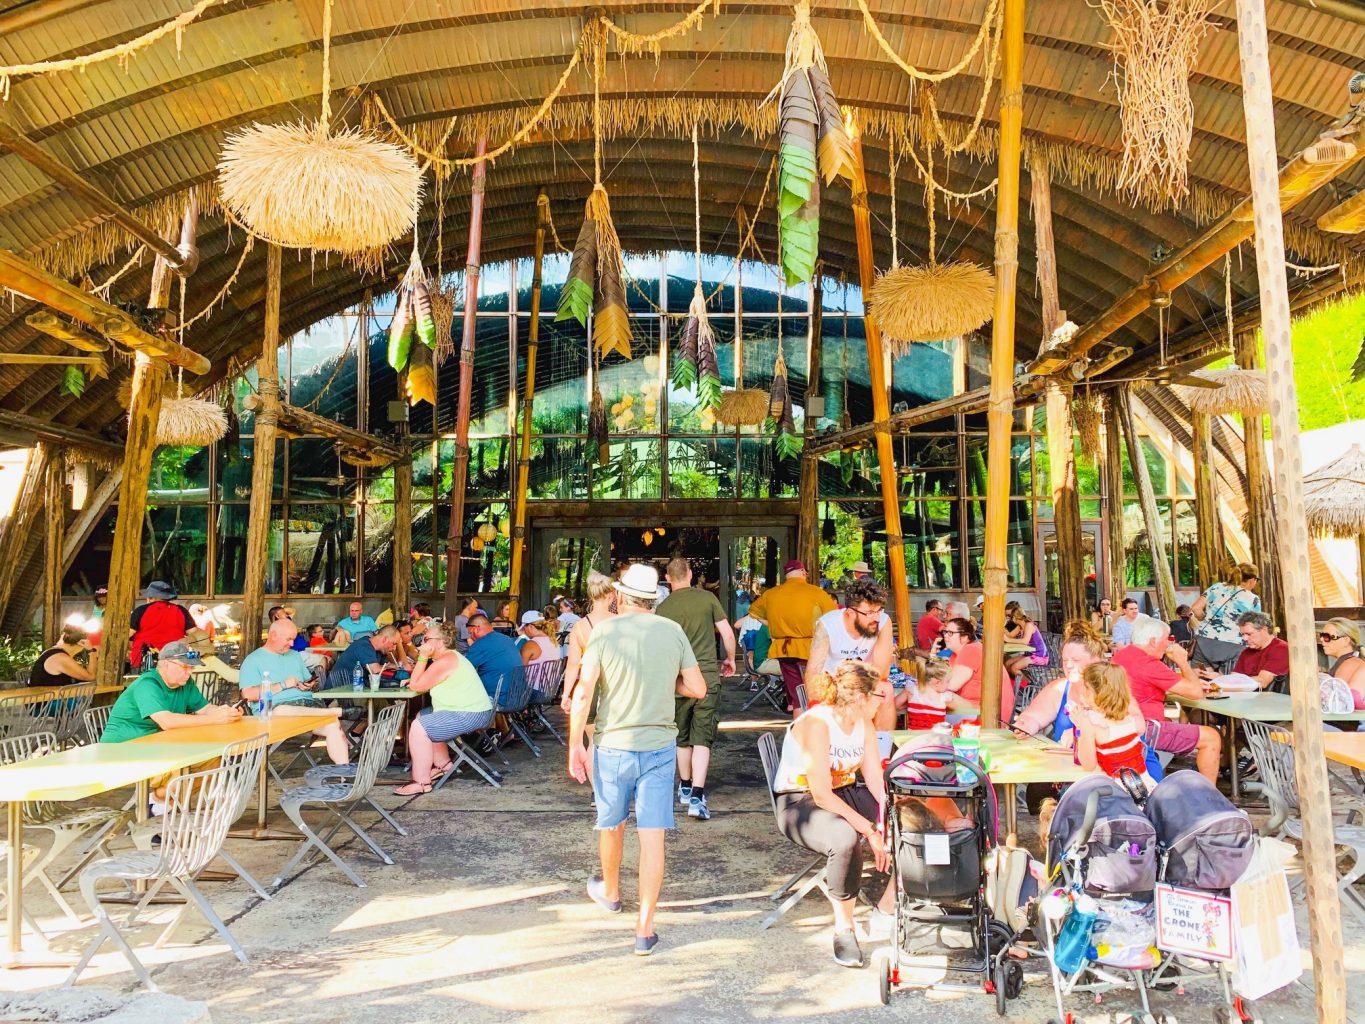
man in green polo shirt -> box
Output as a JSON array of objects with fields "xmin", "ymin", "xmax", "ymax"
[{"xmin": 102, "ymin": 639, "xmax": 242, "ymax": 744}]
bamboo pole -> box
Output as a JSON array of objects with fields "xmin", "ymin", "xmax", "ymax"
[
  {"xmin": 978, "ymin": 0, "xmax": 1026, "ymax": 727},
  {"xmin": 799, "ymin": 272, "xmax": 824, "ymax": 574},
  {"xmin": 444, "ymin": 134, "xmax": 489, "ymax": 619},
  {"xmin": 1236, "ymin": 5, "xmax": 1345, "ymax": 1018},
  {"xmin": 1031, "ymin": 150, "xmax": 1087, "ymax": 625},
  {"xmin": 0, "ymin": 445, "xmax": 50, "ymax": 625},
  {"xmin": 1102, "ymin": 392, "xmax": 1127, "ymax": 608},
  {"xmin": 1116, "ymin": 386, "xmax": 1178, "ymax": 618},
  {"xmin": 1192, "ymin": 412, "xmax": 1224, "ymax": 590},
  {"xmin": 848, "ymin": 123, "xmax": 912, "ymax": 664},
  {"xmin": 392, "ymin": 452, "xmax": 412, "ymax": 618},
  {"xmin": 240, "ymin": 396, "xmax": 403, "ymax": 462},
  {"xmin": 96, "ymin": 202, "xmax": 195, "ymax": 687},
  {"xmin": 1234, "ymin": 331, "xmax": 1284, "ymax": 626},
  {"xmin": 508, "ymin": 192, "xmax": 549, "ymax": 619},
  {"xmin": 43, "ymin": 453, "xmax": 64, "ymax": 648},
  {"xmin": 240, "ymin": 244, "xmax": 282, "ymax": 658}
]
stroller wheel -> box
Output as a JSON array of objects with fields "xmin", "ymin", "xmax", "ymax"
[
  {"xmin": 875, "ymin": 948, "xmax": 892, "ymax": 1005},
  {"xmin": 992, "ymin": 956, "xmax": 1008, "ymax": 1016}
]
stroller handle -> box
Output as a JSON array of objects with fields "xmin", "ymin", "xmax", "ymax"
[
  {"xmin": 884, "ymin": 750, "xmax": 992, "ymax": 790},
  {"xmin": 1069, "ymin": 789, "xmax": 1103, "ymax": 849}
]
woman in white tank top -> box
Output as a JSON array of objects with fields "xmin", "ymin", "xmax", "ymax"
[{"xmin": 771, "ymin": 660, "xmax": 896, "ymax": 968}]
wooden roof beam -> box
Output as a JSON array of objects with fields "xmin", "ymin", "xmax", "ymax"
[
  {"xmin": 0, "ymin": 408, "xmax": 122, "ymax": 454},
  {"xmin": 240, "ymin": 394, "xmax": 404, "ymax": 466},
  {"xmin": 0, "ymin": 250, "xmax": 210, "ymax": 374}
]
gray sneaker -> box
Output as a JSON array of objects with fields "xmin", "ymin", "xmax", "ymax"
[
  {"xmin": 586, "ymin": 875, "xmax": 621, "ymax": 914},
  {"xmin": 677, "ymin": 783, "xmax": 692, "ymax": 806},
  {"xmin": 633, "ymin": 933, "xmax": 660, "ymax": 956},
  {"xmin": 687, "ymin": 794, "xmax": 710, "ymax": 820},
  {"xmin": 833, "ymin": 929, "xmax": 864, "ymax": 967}
]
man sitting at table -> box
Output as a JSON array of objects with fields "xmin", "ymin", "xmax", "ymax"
[
  {"xmin": 327, "ymin": 624, "xmax": 401, "ymax": 689},
  {"xmin": 464, "ymin": 613, "xmax": 525, "ymax": 701},
  {"xmin": 1111, "ymin": 615, "xmax": 1221, "ymax": 783},
  {"xmin": 241, "ymin": 620, "xmax": 349, "ymax": 765},
  {"xmin": 1195, "ymin": 610, "xmax": 1288, "ymax": 691},
  {"xmin": 101, "ymin": 640, "xmax": 242, "ymax": 804},
  {"xmin": 333, "ymin": 602, "xmax": 379, "ymax": 646}
]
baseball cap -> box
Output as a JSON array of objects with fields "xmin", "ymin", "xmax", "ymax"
[
  {"xmin": 782, "ymin": 560, "xmax": 805, "ymax": 575},
  {"xmin": 157, "ymin": 640, "xmax": 202, "ymax": 665},
  {"xmin": 520, "ymin": 610, "xmax": 545, "ymax": 627}
]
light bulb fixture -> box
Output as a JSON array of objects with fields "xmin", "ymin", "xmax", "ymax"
[
  {"xmin": 477, "ymin": 522, "xmax": 498, "ymax": 543},
  {"xmin": 642, "ymin": 531, "xmax": 654, "ymax": 547},
  {"xmin": 470, "ymin": 536, "xmax": 485, "ymax": 553},
  {"xmin": 655, "ymin": 527, "xmax": 665, "ymax": 535}
]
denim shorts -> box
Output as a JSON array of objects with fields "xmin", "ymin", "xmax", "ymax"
[{"xmin": 592, "ymin": 744, "xmax": 676, "ymax": 830}]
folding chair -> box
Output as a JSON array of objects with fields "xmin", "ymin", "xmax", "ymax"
[
  {"xmin": 742, "ymin": 662, "xmax": 787, "ymax": 713},
  {"xmin": 488, "ymin": 667, "xmax": 540, "ymax": 762},
  {"xmin": 82, "ymin": 705, "xmax": 111, "ymax": 745},
  {"xmin": 1242, "ymin": 721, "xmax": 1365, "ymax": 926},
  {"xmin": 190, "ymin": 668, "xmax": 233, "ymax": 707},
  {"xmin": 794, "ymin": 683, "xmax": 809, "ymax": 712},
  {"xmin": 436, "ymin": 679, "xmax": 504, "ymax": 790},
  {"xmin": 65, "ymin": 748, "xmax": 264, "ymax": 991},
  {"xmin": 0, "ymin": 689, "xmax": 57, "ymax": 740},
  {"xmin": 271, "ymin": 702, "xmax": 405, "ymax": 890},
  {"xmin": 526, "ymin": 659, "xmax": 567, "ymax": 745},
  {"xmin": 44, "ymin": 682, "xmax": 95, "ymax": 748},
  {"xmin": 756, "ymin": 731, "xmax": 830, "ymax": 929},
  {"xmin": 0, "ymin": 731, "xmax": 123, "ymax": 922}
]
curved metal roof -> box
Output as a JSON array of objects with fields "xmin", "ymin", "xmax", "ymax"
[{"xmin": 0, "ymin": 0, "xmax": 1362, "ymax": 442}]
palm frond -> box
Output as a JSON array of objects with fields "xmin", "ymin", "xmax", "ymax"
[
  {"xmin": 809, "ymin": 66, "xmax": 855, "ymax": 184},
  {"xmin": 778, "ymin": 68, "xmax": 821, "ymax": 287},
  {"xmin": 556, "ymin": 213, "xmax": 598, "ymax": 326}
]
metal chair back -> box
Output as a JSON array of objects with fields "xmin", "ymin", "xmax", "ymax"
[
  {"xmin": 1040, "ymin": 631, "xmax": 1064, "ymax": 670},
  {"xmin": 220, "ymin": 734, "xmax": 269, "ymax": 824},
  {"xmin": 794, "ymin": 683, "xmax": 808, "ymax": 712},
  {"xmin": 526, "ymin": 659, "xmax": 565, "ymax": 706},
  {"xmin": 83, "ymin": 705, "xmax": 112, "ymax": 745},
  {"xmin": 159, "ymin": 740, "xmax": 265, "ymax": 878},
  {"xmin": 757, "ymin": 731, "xmax": 783, "ymax": 818},
  {"xmin": 0, "ymin": 689, "xmax": 57, "ymax": 739},
  {"xmin": 493, "ymin": 667, "xmax": 533, "ymax": 714},
  {"xmin": 46, "ymin": 682, "xmax": 95, "ymax": 746},
  {"xmin": 0, "ymin": 730, "xmax": 61, "ymax": 818},
  {"xmin": 190, "ymin": 668, "xmax": 233, "ymax": 706},
  {"xmin": 350, "ymin": 702, "xmax": 405, "ymax": 795},
  {"xmin": 1242, "ymin": 721, "xmax": 1300, "ymax": 814}
]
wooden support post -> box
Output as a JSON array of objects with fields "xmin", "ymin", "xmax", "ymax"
[
  {"xmin": 1236, "ymin": 4, "xmax": 1345, "ymax": 1019},
  {"xmin": 96, "ymin": 201, "xmax": 196, "ymax": 687},
  {"xmin": 43, "ymin": 453, "xmax": 65, "ymax": 647},
  {"xmin": 1192, "ymin": 412, "xmax": 1225, "ymax": 590},
  {"xmin": 799, "ymin": 272, "xmax": 824, "ymax": 574},
  {"xmin": 848, "ymin": 125, "xmax": 912, "ymax": 664},
  {"xmin": 1116, "ymin": 386, "xmax": 1178, "ymax": 618},
  {"xmin": 508, "ymin": 192, "xmax": 548, "ymax": 619},
  {"xmin": 240, "ymin": 244, "xmax": 282, "ymax": 658},
  {"xmin": 978, "ymin": 0, "xmax": 1026, "ymax": 727},
  {"xmin": 1031, "ymin": 149, "xmax": 1087, "ymax": 626},
  {"xmin": 1102, "ymin": 391, "xmax": 1127, "ymax": 608},
  {"xmin": 444, "ymin": 134, "xmax": 488, "ymax": 618},
  {"xmin": 392, "ymin": 451, "xmax": 412, "ymax": 618},
  {"xmin": 1234, "ymin": 331, "xmax": 1283, "ymax": 626},
  {"xmin": 240, "ymin": 396, "xmax": 403, "ymax": 463},
  {"xmin": 0, "ymin": 445, "xmax": 51, "ymax": 624}
]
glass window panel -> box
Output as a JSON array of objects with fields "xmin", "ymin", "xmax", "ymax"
[
  {"xmin": 816, "ymin": 500, "xmax": 880, "ymax": 581},
  {"xmin": 218, "ymin": 438, "xmax": 282, "ymax": 500},
  {"xmin": 902, "ymin": 500, "xmax": 961, "ymax": 589},
  {"xmin": 965, "ymin": 499, "xmax": 1035, "ymax": 588},
  {"xmin": 664, "ymin": 252, "xmax": 737, "ymax": 313},
  {"xmin": 599, "ymin": 327, "xmax": 663, "ymax": 434},
  {"xmin": 409, "ymin": 503, "xmax": 439, "ymax": 594},
  {"xmin": 739, "ymin": 437, "xmax": 800, "ymax": 498},
  {"xmin": 446, "ymin": 501, "xmax": 511, "ymax": 595},
  {"xmin": 288, "ymin": 502, "xmax": 356, "ymax": 594},
  {"xmin": 1174, "ymin": 500, "xmax": 1199, "ymax": 587},
  {"xmin": 529, "ymin": 317, "xmax": 591, "ymax": 435},
  {"xmin": 895, "ymin": 434, "xmax": 960, "ymax": 498},
  {"xmin": 891, "ymin": 340, "xmax": 959, "ymax": 407},
  {"xmin": 1080, "ymin": 499, "xmax": 1102, "ymax": 519},
  {"xmin": 437, "ymin": 316, "xmax": 512, "ymax": 436},
  {"xmin": 140, "ymin": 506, "xmax": 209, "ymax": 596},
  {"xmin": 739, "ymin": 260, "xmax": 781, "ymax": 312},
  {"xmin": 817, "ymin": 449, "xmax": 880, "ymax": 497},
  {"xmin": 527, "ymin": 435, "xmax": 591, "ymax": 500},
  {"xmin": 623, "ymin": 255, "xmax": 659, "ymax": 312},
  {"xmin": 411, "ymin": 441, "xmax": 435, "ymax": 500},
  {"xmin": 961, "ymin": 435, "xmax": 1032, "ymax": 498},
  {"xmin": 1123, "ymin": 498, "xmax": 1171, "ymax": 587},
  {"xmin": 288, "ymin": 438, "xmax": 357, "ymax": 503},
  {"xmin": 476, "ymin": 261, "xmax": 511, "ymax": 312},
  {"xmin": 523, "ymin": 253, "xmax": 567, "ymax": 309},
  {"xmin": 821, "ymin": 274, "xmax": 849, "ymax": 313},
  {"xmin": 591, "ymin": 440, "xmax": 662, "ymax": 499},
  {"xmin": 666, "ymin": 438, "xmax": 736, "ymax": 499},
  {"xmin": 149, "ymin": 445, "xmax": 211, "ymax": 502},
  {"xmin": 363, "ymin": 503, "xmax": 394, "ymax": 596},
  {"xmin": 820, "ymin": 316, "xmax": 870, "ymax": 428},
  {"xmin": 216, "ymin": 503, "xmax": 281, "ymax": 595},
  {"xmin": 1142, "ymin": 437, "xmax": 1169, "ymax": 496},
  {"xmin": 289, "ymin": 315, "xmax": 360, "ymax": 427},
  {"xmin": 435, "ymin": 439, "xmax": 510, "ymax": 501},
  {"xmin": 366, "ymin": 464, "xmax": 394, "ymax": 502}
]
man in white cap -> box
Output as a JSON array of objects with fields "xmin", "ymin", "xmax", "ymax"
[{"xmin": 568, "ymin": 562, "xmax": 707, "ymax": 957}]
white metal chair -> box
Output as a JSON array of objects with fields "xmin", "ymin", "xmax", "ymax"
[
  {"xmin": 488, "ymin": 667, "xmax": 540, "ymax": 761},
  {"xmin": 742, "ymin": 662, "xmax": 787, "ymax": 713},
  {"xmin": 0, "ymin": 841, "xmax": 49, "ymax": 940},
  {"xmin": 0, "ymin": 689, "xmax": 57, "ymax": 740},
  {"xmin": 794, "ymin": 683, "xmax": 809, "ymax": 712},
  {"xmin": 43, "ymin": 682, "xmax": 96, "ymax": 748},
  {"xmin": 189, "ymin": 668, "xmax": 233, "ymax": 707},
  {"xmin": 756, "ymin": 731, "xmax": 830, "ymax": 929},
  {"xmin": 525, "ymin": 659, "xmax": 567, "ymax": 745},
  {"xmin": 1242, "ymin": 720, "xmax": 1365, "ymax": 926},
  {"xmin": 271, "ymin": 702, "xmax": 405, "ymax": 890},
  {"xmin": 0, "ymin": 731, "xmax": 124, "ymax": 922},
  {"xmin": 65, "ymin": 746, "xmax": 265, "ymax": 990},
  {"xmin": 82, "ymin": 705, "xmax": 112, "ymax": 745}
]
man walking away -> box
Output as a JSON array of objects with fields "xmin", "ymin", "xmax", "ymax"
[
  {"xmin": 658, "ymin": 557, "xmax": 736, "ymax": 821},
  {"xmin": 748, "ymin": 560, "xmax": 837, "ymax": 713},
  {"xmin": 568, "ymin": 563, "xmax": 707, "ymax": 956}
]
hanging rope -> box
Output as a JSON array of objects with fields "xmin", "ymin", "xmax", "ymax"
[
  {"xmin": 600, "ymin": 0, "xmax": 723, "ymax": 58},
  {"xmin": 179, "ymin": 236, "xmax": 255, "ymax": 332},
  {"xmin": 1224, "ymin": 252, "xmax": 1234, "ymax": 351},
  {"xmin": 92, "ymin": 245, "xmax": 148, "ymax": 297},
  {"xmin": 591, "ymin": 21, "xmax": 606, "ymax": 187},
  {"xmin": 320, "ymin": 0, "xmax": 334, "ymax": 134},
  {"xmin": 853, "ymin": 0, "xmax": 1000, "ymax": 84},
  {"xmin": 888, "ymin": 130, "xmax": 899, "ymax": 268},
  {"xmin": 0, "ymin": 0, "xmax": 225, "ymax": 99},
  {"xmin": 692, "ymin": 121, "xmax": 704, "ymax": 282}
]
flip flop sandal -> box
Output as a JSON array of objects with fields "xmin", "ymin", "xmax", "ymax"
[{"xmin": 394, "ymin": 782, "xmax": 433, "ymax": 797}]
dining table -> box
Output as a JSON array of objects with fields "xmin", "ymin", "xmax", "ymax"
[{"xmin": 0, "ymin": 740, "xmax": 223, "ymax": 967}]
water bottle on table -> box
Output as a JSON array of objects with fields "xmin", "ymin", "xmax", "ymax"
[
  {"xmin": 258, "ymin": 671, "xmax": 273, "ymax": 722},
  {"xmin": 352, "ymin": 663, "xmax": 364, "ymax": 691}
]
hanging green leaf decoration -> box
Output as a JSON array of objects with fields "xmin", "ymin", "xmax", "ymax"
[
  {"xmin": 695, "ymin": 311, "xmax": 722, "ymax": 412},
  {"xmin": 557, "ymin": 208, "xmax": 598, "ymax": 327},
  {"xmin": 768, "ymin": 344, "xmax": 801, "ymax": 461},
  {"xmin": 62, "ymin": 366, "xmax": 85, "ymax": 398},
  {"xmin": 413, "ymin": 278, "xmax": 437, "ymax": 350},
  {"xmin": 775, "ymin": 428, "xmax": 804, "ymax": 462},
  {"xmin": 778, "ymin": 67, "xmax": 821, "ymax": 287},
  {"xmin": 387, "ymin": 289, "xmax": 414, "ymax": 372},
  {"xmin": 672, "ymin": 302, "xmax": 699, "ymax": 391}
]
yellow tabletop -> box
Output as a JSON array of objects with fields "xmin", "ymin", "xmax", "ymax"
[
  {"xmin": 1171, "ymin": 690, "xmax": 1365, "ymax": 723},
  {"xmin": 890, "ymin": 727, "xmax": 1090, "ymax": 787},
  {"xmin": 129, "ymin": 714, "xmax": 338, "ymax": 747},
  {"xmin": 1003, "ymin": 642, "xmax": 1036, "ymax": 655},
  {"xmin": 1, "ymin": 681, "xmax": 127, "ymax": 700},
  {"xmin": 0, "ymin": 741, "xmax": 226, "ymax": 802},
  {"xmin": 1323, "ymin": 732, "xmax": 1365, "ymax": 771},
  {"xmin": 315, "ymin": 687, "xmax": 420, "ymax": 700}
]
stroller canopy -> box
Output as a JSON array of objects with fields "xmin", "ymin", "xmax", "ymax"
[
  {"xmin": 1147, "ymin": 770, "xmax": 1255, "ymax": 891},
  {"xmin": 1047, "ymin": 774, "xmax": 1156, "ymax": 895}
]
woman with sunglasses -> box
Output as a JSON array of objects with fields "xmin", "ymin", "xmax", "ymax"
[{"xmin": 1320, "ymin": 618, "xmax": 1365, "ymax": 708}]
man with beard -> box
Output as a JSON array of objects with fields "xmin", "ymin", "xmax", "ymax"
[{"xmin": 805, "ymin": 578, "xmax": 896, "ymax": 738}]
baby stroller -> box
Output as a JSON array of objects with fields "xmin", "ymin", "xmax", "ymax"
[
  {"xmin": 875, "ymin": 740, "xmax": 1017, "ymax": 1010},
  {"xmin": 1146, "ymin": 771, "xmax": 1259, "ymax": 1024},
  {"xmin": 1041, "ymin": 773, "xmax": 1161, "ymax": 1024}
]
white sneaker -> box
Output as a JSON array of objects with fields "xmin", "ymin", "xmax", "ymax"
[
  {"xmin": 149, "ymin": 798, "xmax": 167, "ymax": 818},
  {"xmin": 865, "ymin": 908, "xmax": 896, "ymax": 941}
]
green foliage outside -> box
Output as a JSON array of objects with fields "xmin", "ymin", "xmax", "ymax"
[
  {"xmin": 1285, "ymin": 291, "xmax": 1365, "ymax": 433},
  {"xmin": 0, "ymin": 633, "xmax": 43, "ymax": 680}
]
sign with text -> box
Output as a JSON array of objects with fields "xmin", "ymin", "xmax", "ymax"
[{"xmin": 1155, "ymin": 883, "xmax": 1234, "ymax": 962}]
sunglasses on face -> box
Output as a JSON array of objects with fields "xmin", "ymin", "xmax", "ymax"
[{"xmin": 1320, "ymin": 632, "xmax": 1345, "ymax": 642}]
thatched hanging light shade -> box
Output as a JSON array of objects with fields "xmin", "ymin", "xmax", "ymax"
[
  {"xmin": 216, "ymin": 0, "xmax": 421, "ymax": 254},
  {"xmin": 1173, "ymin": 368, "xmax": 1269, "ymax": 416},
  {"xmin": 118, "ymin": 375, "xmax": 227, "ymax": 447},
  {"xmin": 1302, "ymin": 444, "xmax": 1365, "ymax": 604},
  {"xmin": 869, "ymin": 262, "xmax": 996, "ymax": 348}
]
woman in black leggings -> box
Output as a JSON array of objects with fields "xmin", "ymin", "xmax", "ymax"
[{"xmin": 772, "ymin": 660, "xmax": 893, "ymax": 968}]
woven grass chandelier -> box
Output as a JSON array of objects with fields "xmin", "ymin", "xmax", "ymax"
[
  {"xmin": 120, "ymin": 372, "xmax": 227, "ymax": 447},
  {"xmin": 217, "ymin": 0, "xmax": 421, "ymax": 253},
  {"xmin": 1173, "ymin": 368, "xmax": 1269, "ymax": 416}
]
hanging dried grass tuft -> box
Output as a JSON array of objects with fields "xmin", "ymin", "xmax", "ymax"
[
  {"xmin": 1098, "ymin": 0, "xmax": 1219, "ymax": 209},
  {"xmin": 155, "ymin": 396, "xmax": 228, "ymax": 446},
  {"xmin": 1174, "ymin": 368, "xmax": 1270, "ymax": 416},
  {"xmin": 429, "ymin": 283, "xmax": 458, "ymax": 364},
  {"xmin": 869, "ymin": 262, "xmax": 995, "ymax": 349},
  {"xmin": 716, "ymin": 388, "xmax": 771, "ymax": 426},
  {"xmin": 1071, "ymin": 391, "xmax": 1103, "ymax": 468}
]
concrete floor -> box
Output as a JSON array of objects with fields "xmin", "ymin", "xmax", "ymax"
[{"xmin": 6, "ymin": 688, "xmax": 1361, "ymax": 1023}]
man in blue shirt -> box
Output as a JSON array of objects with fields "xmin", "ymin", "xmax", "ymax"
[
  {"xmin": 334, "ymin": 602, "xmax": 379, "ymax": 645},
  {"xmin": 327, "ymin": 625, "xmax": 400, "ymax": 689},
  {"xmin": 464, "ymin": 613, "xmax": 523, "ymax": 701},
  {"xmin": 240, "ymin": 620, "xmax": 349, "ymax": 764}
]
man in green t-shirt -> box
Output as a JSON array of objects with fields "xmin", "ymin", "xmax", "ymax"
[
  {"xmin": 568, "ymin": 563, "xmax": 706, "ymax": 958},
  {"xmin": 657, "ymin": 557, "xmax": 735, "ymax": 823}
]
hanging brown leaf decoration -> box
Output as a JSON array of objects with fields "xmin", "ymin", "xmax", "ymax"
[
  {"xmin": 694, "ymin": 294, "xmax": 722, "ymax": 412},
  {"xmin": 557, "ymin": 212, "xmax": 597, "ymax": 327},
  {"xmin": 673, "ymin": 302, "xmax": 700, "ymax": 390},
  {"xmin": 809, "ymin": 65, "xmax": 855, "ymax": 184},
  {"xmin": 769, "ymin": 344, "xmax": 791, "ymax": 420},
  {"xmin": 406, "ymin": 342, "xmax": 436, "ymax": 406},
  {"xmin": 587, "ymin": 186, "xmax": 633, "ymax": 361},
  {"xmin": 588, "ymin": 382, "xmax": 610, "ymax": 466}
]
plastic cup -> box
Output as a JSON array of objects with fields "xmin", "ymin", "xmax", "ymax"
[{"xmin": 368, "ymin": 669, "xmax": 381, "ymax": 691}]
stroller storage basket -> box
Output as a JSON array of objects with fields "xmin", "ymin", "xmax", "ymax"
[
  {"xmin": 1047, "ymin": 774, "xmax": 1156, "ymax": 895},
  {"xmin": 897, "ymin": 827, "xmax": 982, "ymax": 901},
  {"xmin": 1147, "ymin": 770, "xmax": 1254, "ymax": 891}
]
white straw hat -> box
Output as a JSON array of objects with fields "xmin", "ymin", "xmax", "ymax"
[{"xmin": 615, "ymin": 563, "xmax": 661, "ymax": 600}]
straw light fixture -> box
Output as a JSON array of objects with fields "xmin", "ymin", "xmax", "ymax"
[
  {"xmin": 1302, "ymin": 444, "xmax": 1365, "ymax": 604},
  {"xmin": 217, "ymin": 0, "xmax": 421, "ymax": 254},
  {"xmin": 1173, "ymin": 368, "xmax": 1269, "ymax": 416}
]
